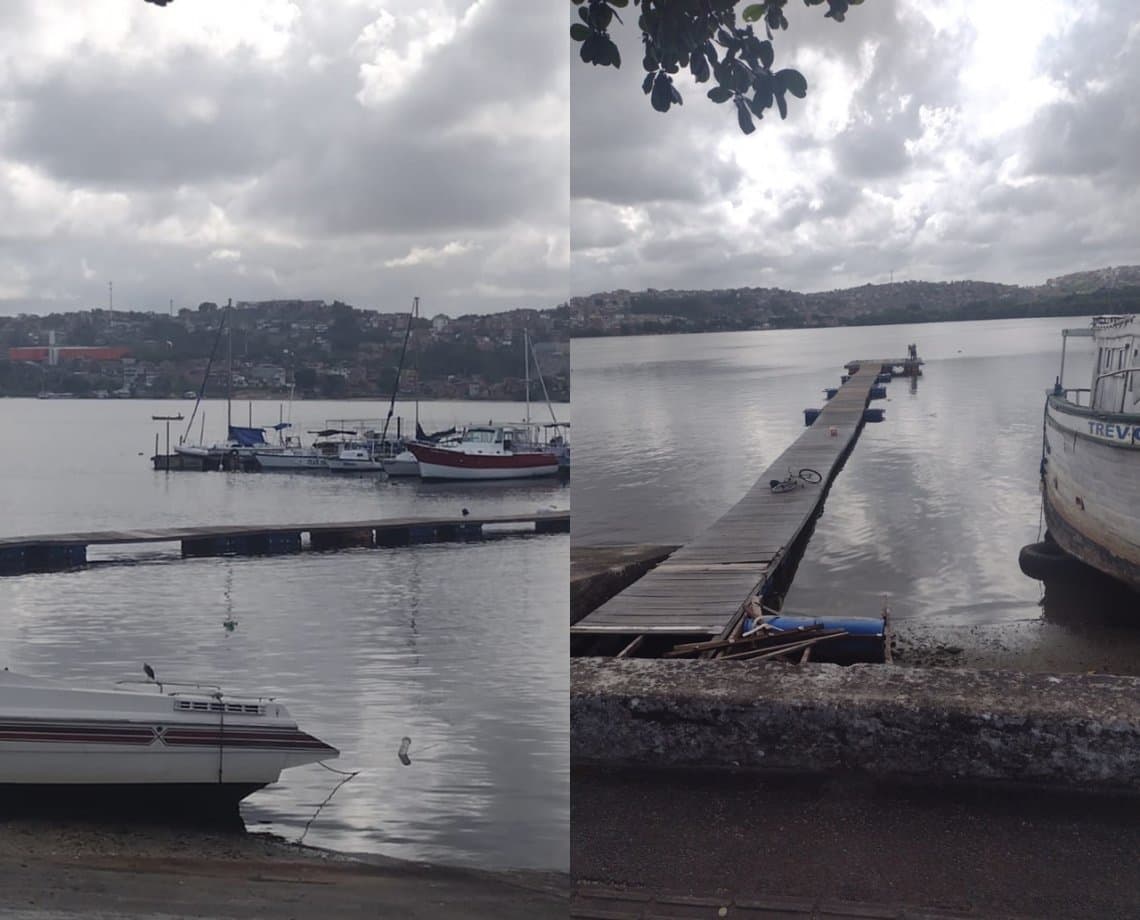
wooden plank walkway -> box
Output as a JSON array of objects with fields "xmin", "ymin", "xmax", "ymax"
[
  {"xmin": 572, "ymin": 360, "xmax": 896, "ymax": 637},
  {"xmin": 0, "ymin": 510, "xmax": 569, "ymax": 575},
  {"xmin": 0, "ymin": 511, "xmax": 569, "ymax": 548}
]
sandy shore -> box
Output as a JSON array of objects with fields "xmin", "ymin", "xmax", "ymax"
[{"xmin": 0, "ymin": 820, "xmax": 567, "ymax": 918}]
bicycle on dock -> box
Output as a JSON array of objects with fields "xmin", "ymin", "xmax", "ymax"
[{"xmin": 768, "ymin": 467, "xmax": 823, "ymax": 493}]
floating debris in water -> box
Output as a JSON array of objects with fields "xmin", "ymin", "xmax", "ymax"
[
  {"xmin": 223, "ymin": 617, "xmax": 238, "ymax": 633},
  {"xmin": 398, "ymin": 736, "xmax": 412, "ymax": 766}
]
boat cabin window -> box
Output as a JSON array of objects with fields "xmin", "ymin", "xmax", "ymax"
[{"xmin": 464, "ymin": 428, "xmax": 499, "ymax": 444}]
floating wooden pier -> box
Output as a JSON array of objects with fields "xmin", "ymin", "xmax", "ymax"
[
  {"xmin": 572, "ymin": 358, "xmax": 917, "ymax": 654},
  {"xmin": 0, "ymin": 511, "xmax": 569, "ymax": 576}
]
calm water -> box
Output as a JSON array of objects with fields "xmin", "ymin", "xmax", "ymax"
[
  {"xmin": 0, "ymin": 397, "xmax": 568, "ymax": 871},
  {"xmin": 572, "ymin": 318, "xmax": 1140, "ymax": 672}
]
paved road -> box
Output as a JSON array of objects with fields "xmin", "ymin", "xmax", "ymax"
[{"xmin": 572, "ymin": 767, "xmax": 1140, "ymax": 920}]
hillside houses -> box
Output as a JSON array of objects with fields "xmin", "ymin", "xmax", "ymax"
[{"xmin": 0, "ymin": 298, "xmax": 569, "ymax": 401}]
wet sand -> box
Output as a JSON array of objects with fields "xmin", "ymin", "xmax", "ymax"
[{"xmin": 0, "ymin": 820, "xmax": 567, "ymax": 919}]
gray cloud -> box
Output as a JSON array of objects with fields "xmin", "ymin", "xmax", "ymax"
[
  {"xmin": 0, "ymin": 0, "xmax": 568, "ymax": 317},
  {"xmin": 1024, "ymin": 5, "xmax": 1140, "ymax": 189},
  {"xmin": 571, "ymin": 1, "xmax": 1140, "ymax": 298}
]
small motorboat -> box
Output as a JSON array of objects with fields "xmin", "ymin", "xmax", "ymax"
[
  {"xmin": 0, "ymin": 667, "xmax": 337, "ymax": 813},
  {"xmin": 325, "ymin": 444, "xmax": 386, "ymax": 473},
  {"xmin": 382, "ymin": 449, "xmax": 420, "ymax": 477}
]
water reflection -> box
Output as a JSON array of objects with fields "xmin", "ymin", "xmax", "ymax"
[
  {"xmin": 1037, "ymin": 571, "xmax": 1140, "ymax": 630},
  {"xmin": 572, "ymin": 318, "xmax": 1139, "ymax": 667},
  {"xmin": 0, "ymin": 537, "xmax": 569, "ymax": 871}
]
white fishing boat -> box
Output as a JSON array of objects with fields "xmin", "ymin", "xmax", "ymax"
[
  {"xmin": 252, "ymin": 446, "xmax": 328, "ymax": 471},
  {"xmin": 1035, "ymin": 314, "xmax": 1140, "ymax": 591},
  {"xmin": 251, "ymin": 425, "xmax": 347, "ymax": 472},
  {"xmin": 382, "ymin": 449, "xmax": 420, "ymax": 477},
  {"xmin": 325, "ymin": 443, "xmax": 387, "ymax": 473},
  {"xmin": 541, "ymin": 422, "xmax": 570, "ymax": 473},
  {"xmin": 0, "ymin": 667, "xmax": 337, "ymax": 810}
]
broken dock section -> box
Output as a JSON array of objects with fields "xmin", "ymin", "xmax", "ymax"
[
  {"xmin": 0, "ymin": 510, "xmax": 569, "ymax": 576},
  {"xmin": 571, "ymin": 357, "xmax": 918, "ymax": 657}
]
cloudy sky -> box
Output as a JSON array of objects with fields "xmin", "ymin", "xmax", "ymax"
[
  {"xmin": 570, "ymin": 0, "xmax": 1140, "ymax": 297},
  {"xmin": 0, "ymin": 0, "xmax": 567, "ymax": 317}
]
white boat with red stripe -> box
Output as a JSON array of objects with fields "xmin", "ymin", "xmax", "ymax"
[
  {"xmin": 0, "ymin": 667, "xmax": 337, "ymax": 813},
  {"xmin": 407, "ymin": 424, "xmax": 560, "ymax": 481}
]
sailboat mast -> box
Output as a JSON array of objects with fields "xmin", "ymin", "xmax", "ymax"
[
  {"xmin": 524, "ymin": 328, "xmax": 531, "ymax": 426},
  {"xmin": 226, "ymin": 298, "xmax": 233, "ymax": 433},
  {"xmin": 413, "ymin": 297, "xmax": 420, "ymax": 431},
  {"xmin": 381, "ymin": 296, "xmax": 417, "ymax": 445},
  {"xmin": 529, "ymin": 336, "xmax": 561, "ymax": 426},
  {"xmin": 182, "ymin": 305, "xmax": 227, "ymax": 444}
]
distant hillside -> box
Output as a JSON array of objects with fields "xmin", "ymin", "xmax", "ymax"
[
  {"xmin": 1043, "ymin": 265, "xmax": 1140, "ymax": 294},
  {"xmin": 570, "ymin": 267, "xmax": 1140, "ymax": 337}
]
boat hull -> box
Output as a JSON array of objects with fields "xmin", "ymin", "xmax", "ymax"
[
  {"xmin": 325, "ymin": 459, "xmax": 385, "ymax": 473},
  {"xmin": 408, "ymin": 443, "xmax": 560, "ymax": 481},
  {"xmin": 382, "ymin": 455, "xmax": 420, "ymax": 477},
  {"xmin": 0, "ymin": 782, "xmax": 263, "ymax": 817},
  {"xmin": 0, "ymin": 718, "xmax": 335, "ymax": 785},
  {"xmin": 254, "ymin": 451, "xmax": 327, "ymax": 471},
  {"xmin": 1042, "ymin": 395, "xmax": 1140, "ymax": 591},
  {"xmin": 0, "ymin": 674, "xmax": 339, "ymax": 802}
]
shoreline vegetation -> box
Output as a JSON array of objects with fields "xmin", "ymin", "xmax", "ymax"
[{"xmin": 570, "ymin": 265, "xmax": 1140, "ymax": 338}]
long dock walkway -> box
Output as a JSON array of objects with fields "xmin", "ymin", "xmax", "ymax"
[
  {"xmin": 0, "ymin": 510, "xmax": 569, "ymax": 575},
  {"xmin": 572, "ymin": 359, "xmax": 912, "ymax": 643}
]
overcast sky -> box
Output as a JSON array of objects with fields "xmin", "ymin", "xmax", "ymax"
[
  {"xmin": 0, "ymin": 0, "xmax": 567, "ymax": 318},
  {"xmin": 570, "ymin": 0, "xmax": 1140, "ymax": 297}
]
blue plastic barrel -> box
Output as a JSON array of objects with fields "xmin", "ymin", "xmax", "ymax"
[
  {"xmin": 875, "ymin": 372, "xmax": 892, "ymax": 384},
  {"xmin": 824, "ymin": 388, "xmax": 838, "ymax": 400},
  {"xmin": 869, "ymin": 385, "xmax": 887, "ymax": 399},
  {"xmin": 803, "ymin": 408, "xmax": 821, "ymax": 426},
  {"xmin": 761, "ymin": 614, "xmax": 886, "ymax": 663},
  {"xmin": 863, "ymin": 408, "xmax": 885, "ymax": 422},
  {"xmin": 764, "ymin": 614, "xmax": 884, "ymax": 637}
]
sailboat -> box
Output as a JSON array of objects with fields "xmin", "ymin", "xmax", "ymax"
[
  {"xmin": 382, "ymin": 297, "xmax": 424, "ymax": 477},
  {"xmin": 405, "ymin": 329, "xmax": 562, "ymax": 481},
  {"xmin": 173, "ymin": 300, "xmax": 288, "ymax": 470},
  {"xmin": 526, "ymin": 331, "xmax": 570, "ymax": 474}
]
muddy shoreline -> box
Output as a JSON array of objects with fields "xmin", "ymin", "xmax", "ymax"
[{"xmin": 0, "ymin": 819, "xmax": 567, "ymax": 918}]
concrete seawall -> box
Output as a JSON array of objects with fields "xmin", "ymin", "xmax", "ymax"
[{"xmin": 572, "ymin": 658, "xmax": 1140, "ymax": 791}]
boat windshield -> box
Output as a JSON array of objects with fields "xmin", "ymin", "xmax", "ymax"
[{"xmin": 463, "ymin": 428, "xmax": 500, "ymax": 444}]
